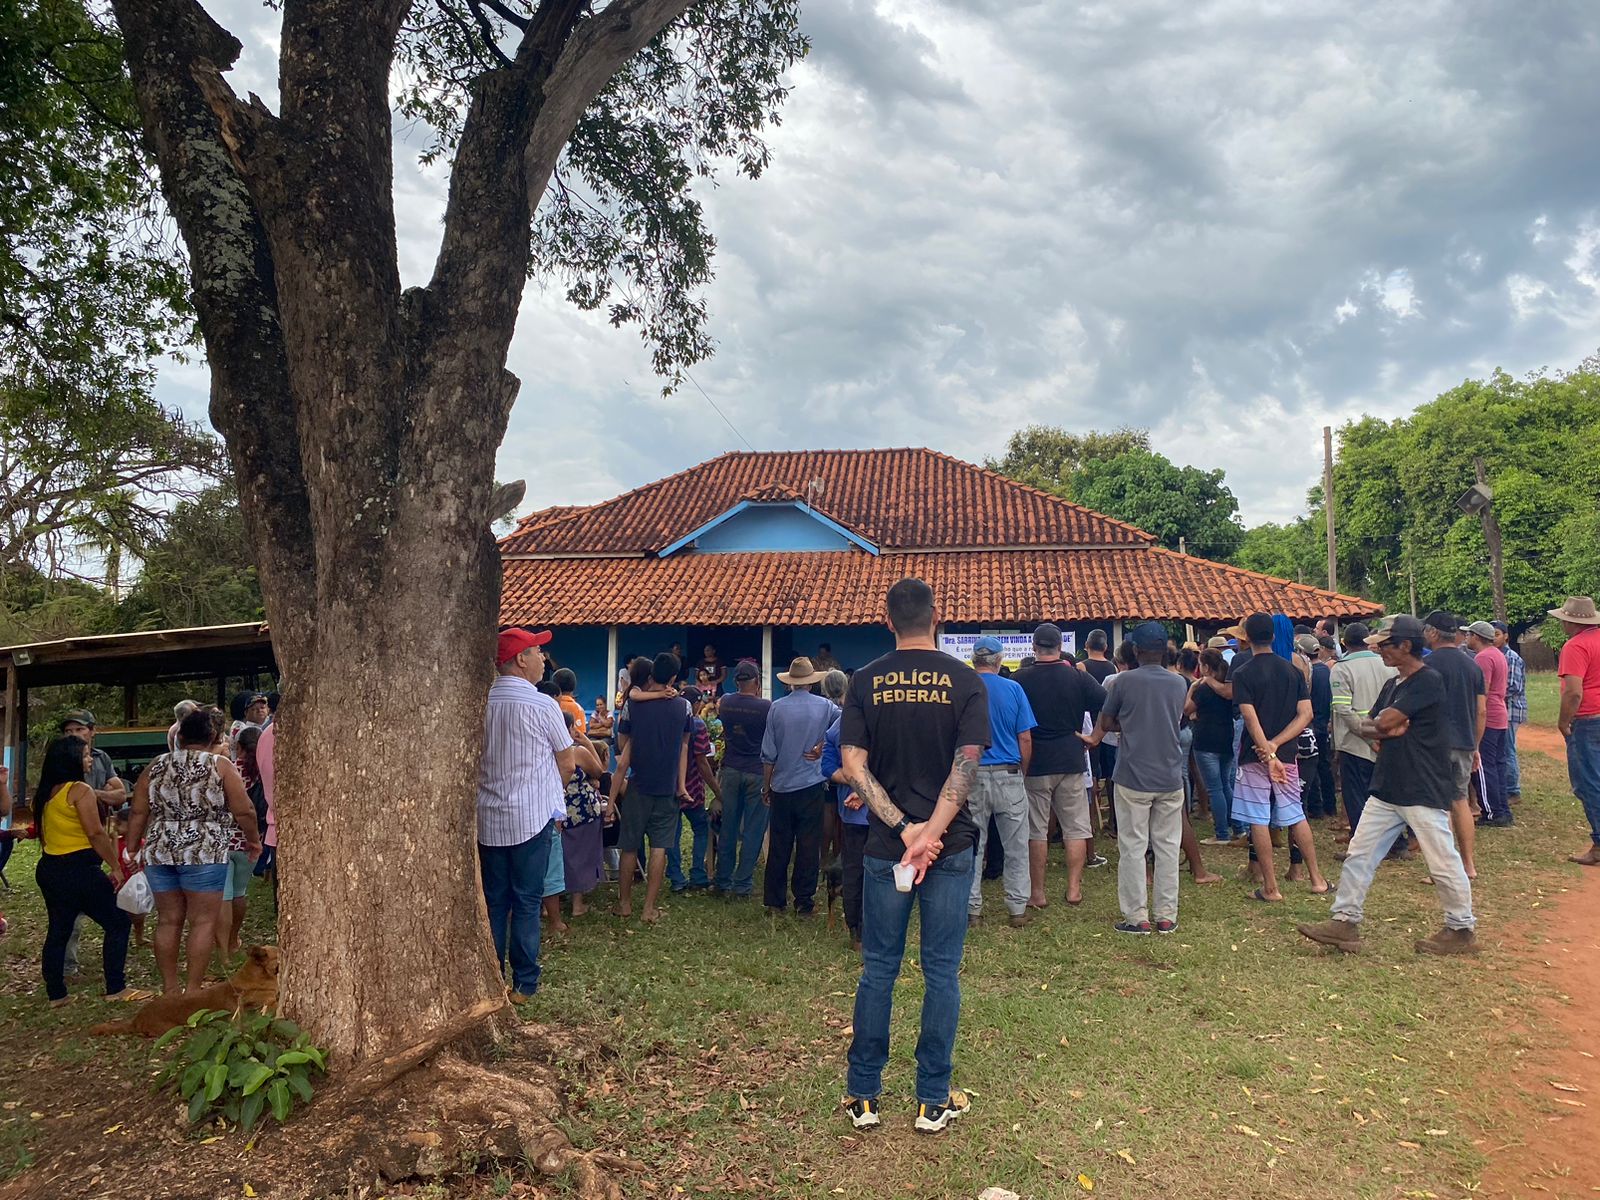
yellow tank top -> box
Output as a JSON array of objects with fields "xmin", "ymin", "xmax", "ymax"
[{"xmin": 42, "ymin": 783, "xmax": 94, "ymax": 855}]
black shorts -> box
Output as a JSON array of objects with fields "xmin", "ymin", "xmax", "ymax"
[{"xmin": 619, "ymin": 790, "xmax": 679, "ymax": 855}]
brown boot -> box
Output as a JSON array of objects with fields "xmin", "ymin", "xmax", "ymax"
[
  {"xmin": 1415, "ymin": 927, "xmax": 1478, "ymax": 956},
  {"xmin": 1297, "ymin": 917, "xmax": 1363, "ymax": 953}
]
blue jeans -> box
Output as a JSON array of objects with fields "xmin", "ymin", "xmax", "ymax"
[
  {"xmin": 666, "ymin": 806, "xmax": 711, "ymax": 889},
  {"xmin": 1194, "ymin": 749, "xmax": 1235, "ymax": 839},
  {"xmin": 847, "ymin": 848, "xmax": 972, "ymax": 1106},
  {"xmin": 479, "ymin": 822, "xmax": 554, "ymax": 995},
  {"xmin": 1506, "ymin": 721, "xmax": 1522, "ymax": 796},
  {"xmin": 715, "ymin": 767, "xmax": 768, "ymax": 894},
  {"xmin": 1569, "ymin": 716, "xmax": 1600, "ymax": 845}
]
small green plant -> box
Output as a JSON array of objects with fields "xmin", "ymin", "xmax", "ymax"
[{"xmin": 154, "ymin": 1009, "xmax": 327, "ymax": 1132}]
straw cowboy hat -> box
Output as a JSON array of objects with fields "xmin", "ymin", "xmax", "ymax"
[
  {"xmin": 777, "ymin": 656, "xmax": 827, "ymax": 686},
  {"xmin": 1549, "ymin": 596, "xmax": 1600, "ymax": 625}
]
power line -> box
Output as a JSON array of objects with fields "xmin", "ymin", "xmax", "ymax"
[{"xmin": 683, "ymin": 369, "xmax": 756, "ymax": 454}]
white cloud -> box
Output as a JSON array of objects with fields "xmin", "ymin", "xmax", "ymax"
[{"xmin": 155, "ymin": 0, "xmax": 1600, "ymax": 528}]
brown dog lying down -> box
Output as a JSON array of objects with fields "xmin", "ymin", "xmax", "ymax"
[{"xmin": 90, "ymin": 945, "xmax": 281, "ymax": 1037}]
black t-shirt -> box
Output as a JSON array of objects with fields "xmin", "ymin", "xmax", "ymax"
[
  {"xmin": 1082, "ymin": 658, "xmax": 1116, "ymax": 687},
  {"xmin": 841, "ymin": 649, "xmax": 991, "ymax": 862},
  {"xmin": 617, "ymin": 696, "xmax": 693, "ymax": 795},
  {"xmin": 1369, "ymin": 666, "xmax": 1454, "ymax": 809},
  {"xmin": 717, "ymin": 692, "xmax": 770, "ymax": 774},
  {"xmin": 1232, "ymin": 652, "xmax": 1309, "ymax": 764},
  {"xmin": 1190, "ymin": 681, "xmax": 1234, "ymax": 754},
  {"xmin": 1424, "ymin": 645, "xmax": 1485, "ymax": 751},
  {"xmin": 1017, "ymin": 660, "xmax": 1105, "ymax": 776}
]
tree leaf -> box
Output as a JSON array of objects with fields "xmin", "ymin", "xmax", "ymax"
[
  {"xmin": 268, "ymin": 1079, "xmax": 291, "ymax": 1124},
  {"xmin": 203, "ymin": 1063, "xmax": 227, "ymax": 1103}
]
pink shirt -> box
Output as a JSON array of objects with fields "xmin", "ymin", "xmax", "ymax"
[
  {"xmin": 1475, "ymin": 645, "xmax": 1508, "ymax": 731},
  {"xmin": 1559, "ymin": 626, "xmax": 1600, "ymax": 719},
  {"xmin": 256, "ymin": 722, "xmax": 277, "ymax": 847}
]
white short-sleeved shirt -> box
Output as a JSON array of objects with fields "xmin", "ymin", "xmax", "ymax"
[{"xmin": 477, "ymin": 675, "xmax": 572, "ymax": 846}]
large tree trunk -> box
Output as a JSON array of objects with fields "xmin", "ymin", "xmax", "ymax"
[{"xmin": 109, "ymin": 0, "xmax": 695, "ymax": 1064}]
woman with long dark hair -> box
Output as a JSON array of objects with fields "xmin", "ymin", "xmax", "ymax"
[
  {"xmin": 33, "ymin": 735, "xmax": 138, "ymax": 1006},
  {"xmin": 128, "ymin": 707, "xmax": 261, "ymax": 995}
]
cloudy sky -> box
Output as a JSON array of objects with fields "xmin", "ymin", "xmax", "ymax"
[{"xmin": 156, "ymin": 0, "xmax": 1600, "ymax": 526}]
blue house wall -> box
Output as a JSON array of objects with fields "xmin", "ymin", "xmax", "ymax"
[{"xmin": 691, "ymin": 506, "xmax": 858, "ymax": 553}]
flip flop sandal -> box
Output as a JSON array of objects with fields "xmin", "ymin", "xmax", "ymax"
[
  {"xmin": 1250, "ymin": 888, "xmax": 1282, "ymax": 903},
  {"xmin": 110, "ymin": 988, "xmax": 154, "ymax": 1002}
]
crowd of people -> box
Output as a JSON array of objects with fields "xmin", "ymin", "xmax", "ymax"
[
  {"xmin": 0, "ymin": 695, "xmax": 277, "ymax": 1006},
  {"xmin": 472, "ymin": 583, "xmax": 1600, "ymax": 1132},
  {"xmin": 5, "ymin": 582, "xmax": 1599, "ymax": 1138}
]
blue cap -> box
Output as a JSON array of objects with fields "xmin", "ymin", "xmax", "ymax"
[
  {"xmin": 1130, "ymin": 621, "xmax": 1168, "ymax": 650},
  {"xmin": 973, "ymin": 635, "xmax": 1005, "ymax": 655}
]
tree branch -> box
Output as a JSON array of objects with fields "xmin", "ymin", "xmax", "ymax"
[
  {"xmin": 465, "ymin": 0, "xmax": 516, "ymax": 67},
  {"xmin": 109, "ymin": 0, "xmax": 316, "ymax": 668},
  {"xmin": 523, "ymin": 0, "xmax": 697, "ymax": 209}
]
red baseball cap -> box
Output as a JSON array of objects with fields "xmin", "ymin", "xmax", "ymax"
[{"xmin": 496, "ymin": 628, "xmax": 553, "ymax": 665}]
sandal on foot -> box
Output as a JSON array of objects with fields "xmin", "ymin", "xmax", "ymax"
[{"xmin": 1251, "ymin": 888, "xmax": 1283, "ymax": 903}]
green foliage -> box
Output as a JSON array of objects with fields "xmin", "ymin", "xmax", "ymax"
[
  {"xmin": 1072, "ymin": 448, "xmax": 1245, "ymax": 557},
  {"xmin": 394, "ymin": 0, "xmax": 809, "ymax": 382},
  {"xmin": 1234, "ymin": 519, "xmax": 1325, "ymax": 585},
  {"xmin": 984, "ymin": 426, "xmax": 1150, "ymax": 495},
  {"xmin": 1325, "ymin": 365, "xmax": 1600, "ymax": 629},
  {"xmin": 0, "ymin": 0, "xmax": 219, "ymax": 581},
  {"xmin": 118, "ymin": 483, "xmax": 264, "ymax": 630},
  {"xmin": 154, "ymin": 1009, "xmax": 327, "ymax": 1133},
  {"xmin": 986, "ymin": 427, "xmax": 1243, "ymax": 554}
]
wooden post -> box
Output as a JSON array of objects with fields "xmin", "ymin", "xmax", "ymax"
[
  {"xmin": 15, "ymin": 683, "xmax": 27, "ymax": 806},
  {"xmin": 605, "ymin": 625, "xmax": 619, "ymax": 708},
  {"xmin": 1475, "ymin": 457, "xmax": 1507, "ymax": 623},
  {"xmin": 1323, "ymin": 425, "xmax": 1337, "ymax": 595},
  {"xmin": 760, "ymin": 625, "xmax": 774, "ymax": 700},
  {"xmin": 216, "ymin": 676, "xmax": 228, "ymax": 710},
  {"xmin": 2, "ymin": 663, "xmax": 18, "ymax": 788},
  {"xmin": 1178, "ymin": 536, "xmax": 1186, "ymax": 556},
  {"xmin": 123, "ymin": 683, "xmax": 138, "ymax": 726},
  {"xmin": 1111, "ymin": 619, "xmax": 1124, "ymax": 649}
]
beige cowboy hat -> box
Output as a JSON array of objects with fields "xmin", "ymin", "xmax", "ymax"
[
  {"xmin": 1549, "ymin": 596, "xmax": 1600, "ymax": 625},
  {"xmin": 777, "ymin": 656, "xmax": 826, "ymax": 686}
]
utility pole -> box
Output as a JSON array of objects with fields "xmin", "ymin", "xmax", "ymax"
[
  {"xmin": 1323, "ymin": 426, "xmax": 1337, "ymax": 594},
  {"xmin": 1178, "ymin": 536, "xmax": 1186, "ymax": 556},
  {"xmin": 1474, "ymin": 457, "xmax": 1507, "ymax": 623}
]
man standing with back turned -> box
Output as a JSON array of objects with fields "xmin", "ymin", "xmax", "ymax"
[
  {"xmin": 1081, "ymin": 622, "xmax": 1189, "ymax": 934},
  {"xmin": 839, "ymin": 578, "xmax": 990, "ymax": 1135},
  {"xmin": 967, "ymin": 636, "xmax": 1036, "ymax": 928}
]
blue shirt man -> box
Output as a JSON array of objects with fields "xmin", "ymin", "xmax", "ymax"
[
  {"xmin": 968, "ymin": 635, "xmax": 1037, "ymax": 925},
  {"xmin": 760, "ymin": 657, "xmax": 840, "ymax": 915}
]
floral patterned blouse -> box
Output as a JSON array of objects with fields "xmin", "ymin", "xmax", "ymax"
[{"xmin": 142, "ymin": 749, "xmax": 235, "ymax": 865}]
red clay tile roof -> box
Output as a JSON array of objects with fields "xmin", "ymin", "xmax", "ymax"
[
  {"xmin": 499, "ymin": 547, "xmax": 1380, "ymax": 626},
  {"xmin": 500, "ymin": 448, "xmax": 1154, "ymax": 554}
]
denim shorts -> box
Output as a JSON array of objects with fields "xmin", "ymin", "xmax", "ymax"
[
  {"xmin": 222, "ymin": 850, "xmax": 255, "ymax": 901},
  {"xmin": 145, "ymin": 862, "xmax": 230, "ymax": 894}
]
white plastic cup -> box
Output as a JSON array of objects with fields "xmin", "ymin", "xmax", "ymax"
[{"xmin": 893, "ymin": 862, "xmax": 915, "ymax": 892}]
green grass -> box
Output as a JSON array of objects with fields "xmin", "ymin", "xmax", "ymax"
[
  {"xmin": 520, "ymin": 741, "xmax": 1588, "ymax": 1200},
  {"xmin": 1525, "ymin": 670, "xmax": 1561, "ymax": 728},
  {"xmin": 0, "ymin": 742, "xmax": 1588, "ymax": 1198}
]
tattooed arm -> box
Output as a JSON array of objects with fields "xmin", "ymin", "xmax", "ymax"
[
  {"xmin": 901, "ymin": 745, "xmax": 982, "ymax": 879},
  {"xmin": 840, "ymin": 746, "xmax": 907, "ymax": 829}
]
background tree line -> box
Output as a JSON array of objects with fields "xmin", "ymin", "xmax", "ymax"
[{"xmin": 987, "ymin": 354, "xmax": 1600, "ymax": 645}]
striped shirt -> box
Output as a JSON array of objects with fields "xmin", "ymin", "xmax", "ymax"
[
  {"xmin": 477, "ymin": 675, "xmax": 572, "ymax": 847},
  {"xmin": 1504, "ymin": 646, "xmax": 1527, "ymax": 725}
]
